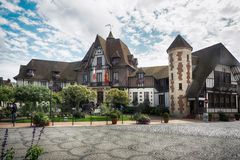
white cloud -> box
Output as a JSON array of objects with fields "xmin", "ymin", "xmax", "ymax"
[
  {"xmin": 18, "ymin": 16, "xmax": 39, "ymax": 25},
  {"xmin": 1, "ymin": 0, "xmax": 240, "ymax": 81}
]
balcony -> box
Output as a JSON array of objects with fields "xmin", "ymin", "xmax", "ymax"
[
  {"xmin": 214, "ymin": 82, "xmax": 237, "ymax": 92},
  {"xmin": 90, "ymin": 82, "xmax": 111, "ymax": 87}
]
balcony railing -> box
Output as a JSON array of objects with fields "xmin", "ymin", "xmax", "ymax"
[{"xmin": 90, "ymin": 82, "xmax": 111, "ymax": 87}]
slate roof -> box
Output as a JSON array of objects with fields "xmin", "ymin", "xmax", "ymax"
[
  {"xmin": 81, "ymin": 33, "xmax": 137, "ymax": 70},
  {"xmin": 14, "ymin": 59, "xmax": 80, "ymax": 81},
  {"xmin": 130, "ymin": 65, "xmax": 169, "ymax": 79},
  {"xmin": 186, "ymin": 43, "xmax": 240, "ymax": 98},
  {"xmin": 167, "ymin": 35, "xmax": 193, "ymax": 52}
]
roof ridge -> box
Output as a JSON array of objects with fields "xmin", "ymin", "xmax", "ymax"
[{"xmin": 167, "ymin": 34, "xmax": 192, "ymax": 52}]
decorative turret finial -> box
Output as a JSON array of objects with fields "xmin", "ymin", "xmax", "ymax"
[{"xmin": 105, "ymin": 24, "xmax": 114, "ymax": 39}]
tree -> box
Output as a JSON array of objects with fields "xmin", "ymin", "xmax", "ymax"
[
  {"xmin": 0, "ymin": 86, "xmax": 14, "ymax": 106},
  {"xmin": 14, "ymin": 85, "xmax": 50, "ymax": 115},
  {"xmin": 105, "ymin": 88, "xmax": 129, "ymax": 108},
  {"xmin": 61, "ymin": 85, "xmax": 96, "ymax": 112}
]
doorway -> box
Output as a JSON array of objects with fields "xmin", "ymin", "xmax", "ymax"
[
  {"xmin": 97, "ymin": 91, "xmax": 103, "ymax": 104},
  {"xmin": 190, "ymin": 101, "xmax": 195, "ymax": 115}
]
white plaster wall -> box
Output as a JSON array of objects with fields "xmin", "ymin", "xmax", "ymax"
[
  {"xmin": 165, "ymin": 92, "xmax": 169, "ymax": 107},
  {"xmin": 129, "ymin": 88, "xmax": 156, "ymax": 106},
  {"xmin": 90, "ymin": 48, "xmax": 107, "ymax": 82}
]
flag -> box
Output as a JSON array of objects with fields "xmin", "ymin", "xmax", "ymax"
[
  {"xmin": 93, "ymin": 67, "xmax": 96, "ymax": 80},
  {"xmin": 104, "ymin": 69, "xmax": 109, "ymax": 84}
]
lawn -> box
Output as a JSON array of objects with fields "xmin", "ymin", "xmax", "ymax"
[{"xmin": 0, "ymin": 115, "xmax": 134, "ymax": 123}]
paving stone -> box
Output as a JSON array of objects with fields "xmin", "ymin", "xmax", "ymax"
[{"xmin": 2, "ymin": 122, "xmax": 240, "ymax": 159}]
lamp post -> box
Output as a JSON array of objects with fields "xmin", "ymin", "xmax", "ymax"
[
  {"xmin": 72, "ymin": 107, "xmax": 76, "ymax": 126},
  {"xmin": 48, "ymin": 80, "xmax": 53, "ymax": 126}
]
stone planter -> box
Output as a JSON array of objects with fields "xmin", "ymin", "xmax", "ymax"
[
  {"xmin": 111, "ymin": 118, "xmax": 118, "ymax": 124},
  {"xmin": 164, "ymin": 118, "xmax": 169, "ymax": 123}
]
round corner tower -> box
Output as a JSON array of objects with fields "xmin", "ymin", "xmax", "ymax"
[{"xmin": 167, "ymin": 35, "xmax": 193, "ymax": 117}]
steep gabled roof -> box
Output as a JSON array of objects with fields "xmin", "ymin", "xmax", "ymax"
[
  {"xmin": 14, "ymin": 59, "xmax": 80, "ymax": 81},
  {"xmin": 130, "ymin": 65, "xmax": 169, "ymax": 79},
  {"xmin": 167, "ymin": 35, "xmax": 193, "ymax": 52},
  {"xmin": 186, "ymin": 43, "xmax": 240, "ymax": 98}
]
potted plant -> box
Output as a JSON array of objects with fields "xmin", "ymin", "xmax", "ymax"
[
  {"xmin": 163, "ymin": 112, "xmax": 169, "ymax": 123},
  {"xmin": 110, "ymin": 113, "xmax": 118, "ymax": 124},
  {"xmin": 33, "ymin": 112, "xmax": 50, "ymax": 127},
  {"xmin": 235, "ymin": 113, "xmax": 240, "ymax": 121},
  {"xmin": 135, "ymin": 114, "xmax": 150, "ymax": 124},
  {"xmin": 208, "ymin": 113, "xmax": 212, "ymax": 121}
]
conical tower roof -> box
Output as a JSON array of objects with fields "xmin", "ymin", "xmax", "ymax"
[{"xmin": 167, "ymin": 35, "xmax": 192, "ymax": 52}]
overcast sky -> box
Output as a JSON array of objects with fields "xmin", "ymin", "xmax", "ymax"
[{"xmin": 0, "ymin": 0, "xmax": 240, "ymax": 81}]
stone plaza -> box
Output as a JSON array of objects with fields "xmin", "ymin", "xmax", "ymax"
[{"xmin": 1, "ymin": 121, "xmax": 240, "ymax": 160}]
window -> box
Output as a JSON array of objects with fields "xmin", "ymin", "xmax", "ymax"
[
  {"xmin": 159, "ymin": 95, "xmax": 165, "ymax": 107},
  {"xmin": 225, "ymin": 73, "xmax": 231, "ymax": 84},
  {"xmin": 214, "ymin": 94, "xmax": 220, "ymax": 108},
  {"xmin": 97, "ymin": 49, "xmax": 101, "ymax": 54},
  {"xmin": 132, "ymin": 92, "xmax": 138, "ymax": 105},
  {"xmin": 27, "ymin": 69, "xmax": 34, "ymax": 77},
  {"xmin": 220, "ymin": 94, "xmax": 224, "ymax": 108},
  {"xmin": 225, "ymin": 94, "xmax": 230, "ymax": 108},
  {"xmin": 83, "ymin": 74, "xmax": 88, "ymax": 83},
  {"xmin": 171, "ymin": 73, "xmax": 173, "ymax": 80},
  {"xmin": 113, "ymin": 72, "xmax": 119, "ymax": 82},
  {"xmin": 138, "ymin": 73, "xmax": 144, "ymax": 79},
  {"xmin": 137, "ymin": 73, "xmax": 144, "ymax": 87},
  {"xmin": 96, "ymin": 73, "xmax": 102, "ymax": 82},
  {"xmin": 214, "ymin": 71, "xmax": 231, "ymax": 85},
  {"xmin": 187, "ymin": 54, "xmax": 190, "ymax": 62},
  {"xmin": 231, "ymin": 95, "xmax": 236, "ymax": 108},
  {"xmin": 41, "ymin": 81, "xmax": 47, "ymax": 86},
  {"xmin": 112, "ymin": 57, "xmax": 120, "ymax": 65},
  {"xmin": 208, "ymin": 93, "xmax": 214, "ymax": 108},
  {"xmin": 97, "ymin": 57, "xmax": 102, "ymax": 66},
  {"xmin": 144, "ymin": 92, "xmax": 149, "ymax": 100},
  {"xmin": 179, "ymin": 83, "xmax": 182, "ymax": 90}
]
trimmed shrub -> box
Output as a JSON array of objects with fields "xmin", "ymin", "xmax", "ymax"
[
  {"xmin": 73, "ymin": 111, "xmax": 85, "ymax": 118},
  {"xmin": 235, "ymin": 113, "xmax": 240, "ymax": 120},
  {"xmin": 33, "ymin": 112, "xmax": 50, "ymax": 127},
  {"xmin": 110, "ymin": 113, "xmax": 118, "ymax": 119},
  {"xmin": 163, "ymin": 112, "xmax": 169, "ymax": 123},
  {"xmin": 218, "ymin": 112, "xmax": 229, "ymax": 122},
  {"xmin": 134, "ymin": 113, "xmax": 151, "ymax": 124},
  {"xmin": 123, "ymin": 106, "xmax": 138, "ymax": 114}
]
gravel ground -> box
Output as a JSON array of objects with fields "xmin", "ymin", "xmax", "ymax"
[{"xmin": 0, "ymin": 121, "xmax": 240, "ymax": 160}]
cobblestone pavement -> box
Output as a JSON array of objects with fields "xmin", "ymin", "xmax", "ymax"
[{"xmin": 1, "ymin": 122, "xmax": 240, "ymax": 160}]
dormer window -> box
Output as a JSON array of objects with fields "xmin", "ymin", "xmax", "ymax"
[
  {"xmin": 137, "ymin": 73, "xmax": 144, "ymax": 87},
  {"xmin": 52, "ymin": 71, "xmax": 60, "ymax": 80},
  {"xmin": 112, "ymin": 57, "xmax": 120, "ymax": 65},
  {"xmin": 26, "ymin": 69, "xmax": 34, "ymax": 77},
  {"xmin": 138, "ymin": 73, "xmax": 144, "ymax": 79}
]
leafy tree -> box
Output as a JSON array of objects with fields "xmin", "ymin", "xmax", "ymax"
[
  {"xmin": 61, "ymin": 85, "xmax": 96, "ymax": 112},
  {"xmin": 0, "ymin": 86, "xmax": 14, "ymax": 106},
  {"xmin": 105, "ymin": 88, "xmax": 129, "ymax": 108},
  {"xmin": 14, "ymin": 85, "xmax": 50, "ymax": 114}
]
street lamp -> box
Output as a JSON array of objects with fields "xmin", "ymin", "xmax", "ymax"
[
  {"xmin": 48, "ymin": 80, "xmax": 53, "ymax": 126},
  {"xmin": 72, "ymin": 107, "xmax": 76, "ymax": 126}
]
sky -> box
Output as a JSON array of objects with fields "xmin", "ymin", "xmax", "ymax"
[{"xmin": 0, "ymin": 0, "xmax": 240, "ymax": 81}]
